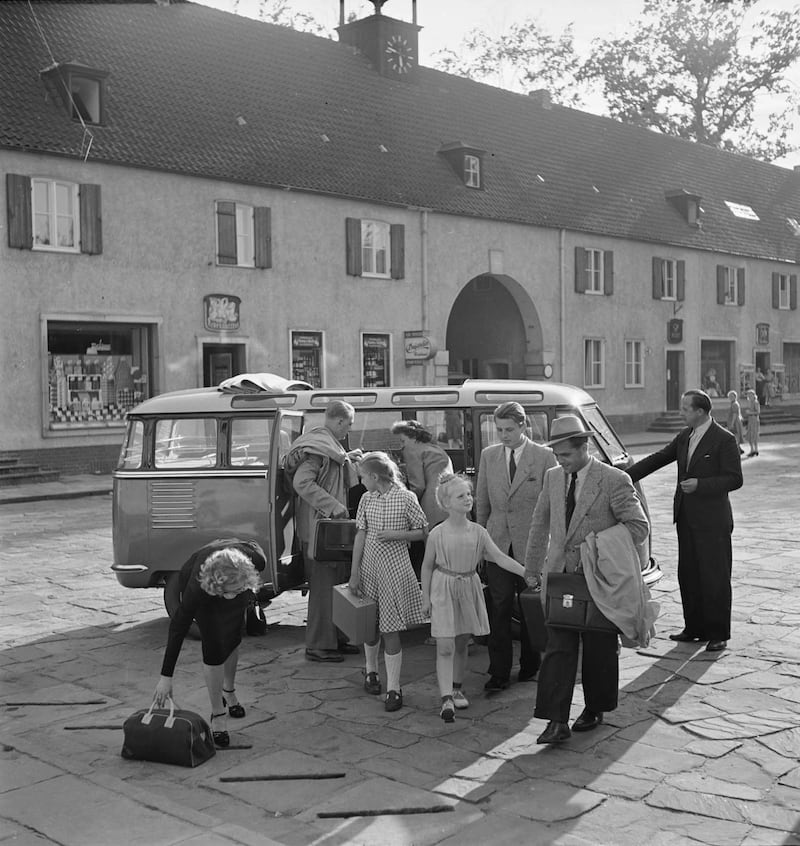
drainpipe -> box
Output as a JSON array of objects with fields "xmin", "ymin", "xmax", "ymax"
[
  {"xmin": 559, "ymin": 228, "xmax": 566, "ymax": 382},
  {"xmin": 420, "ymin": 208, "xmax": 429, "ymax": 385}
]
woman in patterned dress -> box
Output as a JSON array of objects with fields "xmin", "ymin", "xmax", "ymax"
[
  {"xmin": 348, "ymin": 452, "xmax": 428, "ymax": 712},
  {"xmin": 420, "ymin": 474, "xmax": 526, "ymax": 723}
]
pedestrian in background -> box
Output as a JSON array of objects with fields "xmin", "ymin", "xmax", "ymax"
[
  {"xmin": 524, "ymin": 416, "xmax": 649, "ymax": 744},
  {"xmin": 421, "ymin": 473, "xmax": 525, "ymax": 723},
  {"xmin": 626, "ymin": 389, "xmax": 742, "ymax": 653},
  {"xmin": 726, "ymin": 390, "xmax": 745, "ymax": 455},
  {"xmin": 153, "ymin": 539, "xmax": 266, "ymax": 748},
  {"xmin": 349, "ymin": 451, "xmax": 428, "ymax": 713},
  {"xmin": 476, "ymin": 401, "xmax": 556, "ymax": 692},
  {"xmin": 284, "ymin": 400, "xmax": 362, "ymax": 663},
  {"xmin": 742, "ymin": 389, "xmax": 761, "ymax": 457}
]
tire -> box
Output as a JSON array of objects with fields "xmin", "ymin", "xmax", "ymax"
[{"xmin": 163, "ymin": 572, "xmax": 201, "ymax": 639}]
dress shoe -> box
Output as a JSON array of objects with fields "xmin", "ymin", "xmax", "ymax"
[
  {"xmin": 517, "ymin": 669, "xmax": 538, "ymax": 683},
  {"xmin": 363, "ymin": 671, "xmax": 382, "ymax": 695},
  {"xmin": 669, "ymin": 630, "xmax": 702, "ymax": 642},
  {"xmin": 705, "ymin": 640, "xmax": 727, "ymax": 652},
  {"xmin": 305, "ymin": 648, "xmax": 344, "ymax": 663},
  {"xmin": 572, "ymin": 708, "xmax": 603, "ymax": 732},
  {"xmin": 537, "ymin": 721, "xmax": 571, "ymax": 744},
  {"xmin": 337, "ymin": 643, "xmax": 361, "ymax": 655},
  {"xmin": 385, "ymin": 690, "xmax": 403, "ymax": 712},
  {"xmin": 484, "ymin": 676, "xmax": 509, "ymax": 692}
]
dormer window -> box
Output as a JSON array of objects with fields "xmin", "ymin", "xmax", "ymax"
[
  {"xmin": 438, "ymin": 141, "xmax": 486, "ymax": 190},
  {"xmin": 41, "ymin": 63, "xmax": 108, "ymax": 125},
  {"xmin": 665, "ymin": 189, "xmax": 702, "ymax": 227},
  {"xmin": 464, "ymin": 155, "xmax": 481, "ymax": 188}
]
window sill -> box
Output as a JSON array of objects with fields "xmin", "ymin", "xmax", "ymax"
[{"xmin": 33, "ymin": 245, "xmax": 80, "ymax": 254}]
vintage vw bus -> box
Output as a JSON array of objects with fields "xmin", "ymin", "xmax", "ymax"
[{"xmin": 112, "ymin": 374, "xmax": 661, "ymax": 616}]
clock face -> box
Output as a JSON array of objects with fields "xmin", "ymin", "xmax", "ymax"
[{"xmin": 384, "ymin": 34, "xmax": 414, "ymax": 74}]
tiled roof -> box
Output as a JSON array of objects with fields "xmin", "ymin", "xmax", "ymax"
[{"xmin": 1, "ymin": 0, "xmax": 798, "ymax": 263}]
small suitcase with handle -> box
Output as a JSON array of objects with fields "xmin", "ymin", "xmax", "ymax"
[{"xmin": 121, "ymin": 698, "xmax": 216, "ymax": 767}]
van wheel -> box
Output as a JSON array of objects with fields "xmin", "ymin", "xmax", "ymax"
[{"xmin": 163, "ymin": 573, "xmax": 201, "ymax": 639}]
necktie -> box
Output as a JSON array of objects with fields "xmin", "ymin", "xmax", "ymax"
[
  {"xmin": 565, "ymin": 472, "xmax": 577, "ymax": 528},
  {"xmin": 508, "ymin": 449, "xmax": 516, "ymax": 482}
]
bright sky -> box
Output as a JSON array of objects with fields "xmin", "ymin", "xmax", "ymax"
[{"xmin": 194, "ymin": 0, "xmax": 800, "ymax": 168}]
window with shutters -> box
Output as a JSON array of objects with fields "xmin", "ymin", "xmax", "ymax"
[
  {"xmin": 574, "ymin": 247, "xmax": 613, "ymax": 295},
  {"xmin": 345, "ymin": 217, "xmax": 405, "ymax": 279},
  {"xmin": 32, "ymin": 179, "xmax": 80, "ymax": 252},
  {"xmin": 215, "ymin": 201, "xmax": 271, "ymax": 268},
  {"xmin": 652, "ymin": 257, "xmax": 686, "ymax": 301},
  {"xmin": 624, "ymin": 340, "xmax": 644, "ymax": 388},
  {"xmin": 773, "ymin": 273, "xmax": 797, "ymax": 311},
  {"xmin": 716, "ymin": 265, "xmax": 744, "ymax": 306},
  {"xmin": 584, "ymin": 338, "xmax": 605, "ymax": 388}
]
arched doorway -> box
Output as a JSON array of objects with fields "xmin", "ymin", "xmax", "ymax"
[{"xmin": 445, "ymin": 273, "xmax": 544, "ymax": 383}]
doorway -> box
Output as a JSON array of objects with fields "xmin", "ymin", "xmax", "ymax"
[
  {"xmin": 203, "ymin": 343, "xmax": 246, "ymax": 387},
  {"xmin": 666, "ymin": 350, "xmax": 683, "ymax": 410}
]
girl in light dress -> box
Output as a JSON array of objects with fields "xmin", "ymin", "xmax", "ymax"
[
  {"xmin": 349, "ymin": 452, "xmax": 428, "ymax": 713},
  {"xmin": 420, "ymin": 473, "xmax": 526, "ymax": 723}
]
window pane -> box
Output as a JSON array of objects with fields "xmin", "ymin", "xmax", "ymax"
[
  {"xmin": 57, "ymin": 213, "xmax": 75, "ymax": 247},
  {"xmin": 34, "ymin": 213, "xmax": 51, "ymax": 246},
  {"xmin": 55, "ymin": 183, "xmax": 72, "ymax": 214},
  {"xmin": 479, "ymin": 411, "xmax": 548, "ymax": 448},
  {"xmin": 33, "ymin": 180, "xmax": 50, "ymax": 211},
  {"xmin": 154, "ymin": 418, "xmax": 218, "ymax": 468},
  {"xmin": 117, "ymin": 420, "xmax": 145, "ymax": 469},
  {"xmin": 231, "ymin": 417, "xmax": 272, "ymax": 466}
]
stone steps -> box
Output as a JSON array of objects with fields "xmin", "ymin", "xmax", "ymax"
[
  {"xmin": 0, "ymin": 457, "xmax": 60, "ymax": 487},
  {"xmin": 647, "ymin": 403, "xmax": 800, "ymax": 433}
]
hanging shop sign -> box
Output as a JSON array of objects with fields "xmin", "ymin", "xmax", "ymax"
[
  {"xmin": 204, "ymin": 294, "xmax": 241, "ymax": 332},
  {"xmin": 404, "ymin": 331, "xmax": 437, "ymax": 365},
  {"xmin": 667, "ymin": 318, "xmax": 683, "ymax": 344}
]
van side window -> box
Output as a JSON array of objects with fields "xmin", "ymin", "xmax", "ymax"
[
  {"xmin": 154, "ymin": 418, "xmax": 218, "ymax": 468},
  {"xmin": 479, "ymin": 411, "xmax": 548, "ymax": 449},
  {"xmin": 118, "ymin": 420, "xmax": 144, "ymax": 469},
  {"xmin": 231, "ymin": 417, "xmax": 271, "ymax": 466}
]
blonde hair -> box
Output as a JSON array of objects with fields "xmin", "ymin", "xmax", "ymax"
[
  {"xmin": 359, "ymin": 451, "xmax": 403, "ymax": 486},
  {"xmin": 727, "ymin": 391, "xmax": 737, "ymax": 400},
  {"xmin": 199, "ymin": 548, "xmax": 261, "ymax": 597},
  {"xmin": 435, "ymin": 472, "xmax": 472, "ymax": 509}
]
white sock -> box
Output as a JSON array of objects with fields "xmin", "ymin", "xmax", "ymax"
[
  {"xmin": 364, "ymin": 642, "xmax": 380, "ymax": 675},
  {"xmin": 384, "ymin": 649, "xmax": 403, "ymax": 692}
]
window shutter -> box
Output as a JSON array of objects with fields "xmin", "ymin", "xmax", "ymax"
[
  {"xmin": 716, "ymin": 266, "xmax": 726, "ymax": 304},
  {"xmin": 652, "ymin": 257, "xmax": 663, "ymax": 299},
  {"xmin": 216, "ymin": 202, "xmax": 237, "ymax": 265},
  {"xmin": 737, "ymin": 268, "xmax": 745, "ymax": 305},
  {"xmin": 791, "ymin": 275, "xmax": 798, "ymax": 310},
  {"xmin": 676, "ymin": 260, "xmax": 685, "ymax": 301},
  {"xmin": 253, "ymin": 206, "xmax": 272, "ymax": 269},
  {"xmin": 390, "ymin": 224, "xmax": 405, "ymax": 279},
  {"xmin": 772, "ymin": 273, "xmax": 780, "ymax": 308},
  {"xmin": 574, "ymin": 247, "xmax": 587, "ymax": 293},
  {"xmin": 6, "ymin": 173, "xmax": 32, "ymax": 249},
  {"xmin": 345, "ymin": 217, "xmax": 362, "ymax": 276},
  {"xmin": 79, "ymin": 183, "xmax": 102, "ymax": 254},
  {"xmin": 603, "ymin": 251, "xmax": 614, "ymax": 295}
]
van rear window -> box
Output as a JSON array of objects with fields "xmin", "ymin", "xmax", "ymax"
[{"xmin": 154, "ymin": 418, "xmax": 218, "ymax": 468}]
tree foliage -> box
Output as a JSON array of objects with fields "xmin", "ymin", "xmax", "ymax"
[{"xmin": 248, "ymin": 0, "xmax": 328, "ymax": 36}]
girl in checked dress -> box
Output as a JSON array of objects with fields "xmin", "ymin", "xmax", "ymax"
[
  {"xmin": 421, "ymin": 474, "xmax": 526, "ymax": 723},
  {"xmin": 348, "ymin": 451, "xmax": 428, "ymax": 712}
]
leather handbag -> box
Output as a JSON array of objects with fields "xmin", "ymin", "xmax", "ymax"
[
  {"xmin": 121, "ymin": 698, "xmax": 216, "ymax": 767},
  {"xmin": 313, "ymin": 518, "xmax": 358, "ymax": 562},
  {"xmin": 544, "ymin": 572, "xmax": 619, "ymax": 634}
]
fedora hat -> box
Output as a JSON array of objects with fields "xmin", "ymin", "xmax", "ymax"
[{"xmin": 546, "ymin": 414, "xmax": 593, "ymax": 447}]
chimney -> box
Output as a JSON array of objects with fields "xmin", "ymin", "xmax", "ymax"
[{"xmin": 529, "ymin": 89, "xmax": 552, "ymax": 109}]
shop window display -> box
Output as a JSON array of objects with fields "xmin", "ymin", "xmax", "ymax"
[{"xmin": 47, "ymin": 322, "xmax": 153, "ymax": 429}]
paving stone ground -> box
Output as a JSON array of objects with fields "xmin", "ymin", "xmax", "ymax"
[{"xmin": 1, "ymin": 436, "xmax": 799, "ymax": 845}]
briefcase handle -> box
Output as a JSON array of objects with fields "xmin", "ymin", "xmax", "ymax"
[{"xmin": 142, "ymin": 695, "xmax": 176, "ymax": 728}]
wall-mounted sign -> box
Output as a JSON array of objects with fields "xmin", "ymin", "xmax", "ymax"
[
  {"xmin": 756, "ymin": 323, "xmax": 769, "ymax": 346},
  {"xmin": 204, "ymin": 294, "xmax": 241, "ymax": 332},
  {"xmin": 404, "ymin": 331, "xmax": 437, "ymax": 365},
  {"xmin": 667, "ymin": 318, "xmax": 683, "ymax": 344}
]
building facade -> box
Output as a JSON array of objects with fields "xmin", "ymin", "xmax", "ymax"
[{"xmin": 1, "ymin": 0, "xmax": 798, "ymax": 473}]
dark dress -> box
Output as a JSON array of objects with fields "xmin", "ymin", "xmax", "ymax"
[{"xmin": 160, "ymin": 539, "xmax": 265, "ymax": 676}]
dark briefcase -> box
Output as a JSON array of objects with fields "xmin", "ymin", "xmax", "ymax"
[
  {"xmin": 121, "ymin": 699, "xmax": 216, "ymax": 767},
  {"xmin": 544, "ymin": 572, "xmax": 619, "ymax": 634},
  {"xmin": 518, "ymin": 587, "xmax": 548, "ymax": 652},
  {"xmin": 313, "ymin": 519, "xmax": 358, "ymax": 562}
]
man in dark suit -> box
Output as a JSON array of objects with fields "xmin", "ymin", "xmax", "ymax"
[
  {"xmin": 626, "ymin": 389, "xmax": 743, "ymax": 653},
  {"xmin": 476, "ymin": 401, "xmax": 556, "ymax": 692}
]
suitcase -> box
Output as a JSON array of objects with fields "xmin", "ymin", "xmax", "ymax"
[
  {"xmin": 121, "ymin": 698, "xmax": 216, "ymax": 767},
  {"xmin": 332, "ymin": 584, "xmax": 377, "ymax": 645},
  {"xmin": 518, "ymin": 587, "xmax": 548, "ymax": 652},
  {"xmin": 544, "ymin": 572, "xmax": 619, "ymax": 634},
  {"xmin": 313, "ymin": 519, "xmax": 358, "ymax": 561}
]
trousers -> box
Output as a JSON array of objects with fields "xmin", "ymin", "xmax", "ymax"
[{"xmin": 303, "ymin": 542, "xmax": 351, "ymax": 650}]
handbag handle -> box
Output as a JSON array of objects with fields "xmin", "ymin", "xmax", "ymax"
[{"xmin": 142, "ymin": 695, "xmax": 176, "ymax": 727}]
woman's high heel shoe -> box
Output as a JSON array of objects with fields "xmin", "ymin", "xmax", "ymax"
[
  {"xmin": 210, "ymin": 712, "xmax": 230, "ymax": 747},
  {"xmin": 222, "ymin": 688, "xmax": 246, "ymax": 719}
]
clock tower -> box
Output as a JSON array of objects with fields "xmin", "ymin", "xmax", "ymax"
[{"xmin": 337, "ymin": 0, "xmax": 421, "ymax": 82}]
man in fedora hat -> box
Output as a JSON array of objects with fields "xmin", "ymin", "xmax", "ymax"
[
  {"xmin": 524, "ymin": 415, "xmax": 649, "ymax": 744},
  {"xmin": 476, "ymin": 401, "xmax": 556, "ymax": 692}
]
